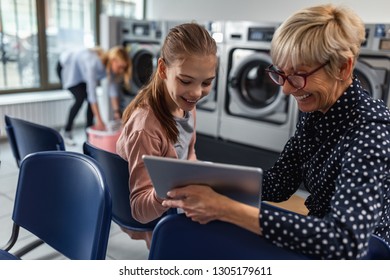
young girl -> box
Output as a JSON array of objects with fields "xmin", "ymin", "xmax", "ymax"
[
  {"xmin": 116, "ymin": 23, "xmax": 218, "ymax": 247},
  {"xmin": 58, "ymin": 46, "xmax": 132, "ymax": 145}
]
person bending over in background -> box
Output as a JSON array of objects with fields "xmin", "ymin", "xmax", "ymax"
[
  {"xmin": 163, "ymin": 4, "xmax": 390, "ymax": 259},
  {"xmin": 57, "ymin": 46, "xmax": 132, "ymax": 145},
  {"xmin": 116, "ymin": 23, "xmax": 218, "ymax": 248}
]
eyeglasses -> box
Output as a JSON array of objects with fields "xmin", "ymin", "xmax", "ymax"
[{"xmin": 265, "ymin": 62, "xmax": 329, "ymax": 90}]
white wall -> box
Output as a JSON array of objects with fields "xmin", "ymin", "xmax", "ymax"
[{"xmin": 146, "ymin": 0, "xmax": 390, "ymax": 23}]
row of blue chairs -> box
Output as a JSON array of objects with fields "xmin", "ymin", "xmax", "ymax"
[{"xmin": 1, "ymin": 115, "xmax": 389, "ymax": 260}]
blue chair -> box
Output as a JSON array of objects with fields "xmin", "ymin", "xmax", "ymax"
[
  {"xmin": 4, "ymin": 115, "xmax": 20, "ymax": 167},
  {"xmin": 0, "ymin": 151, "xmax": 112, "ymax": 260},
  {"xmin": 149, "ymin": 213, "xmax": 390, "ymax": 260},
  {"xmin": 148, "ymin": 213, "xmax": 312, "ymax": 260},
  {"xmin": 4, "ymin": 115, "xmax": 65, "ymax": 168},
  {"xmin": 2, "ymin": 115, "xmax": 66, "ymax": 256},
  {"xmin": 83, "ymin": 141, "xmax": 161, "ymax": 232},
  {"xmin": 363, "ymin": 234, "xmax": 390, "ymax": 260}
]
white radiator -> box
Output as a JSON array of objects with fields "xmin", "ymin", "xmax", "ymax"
[{"xmin": 0, "ymin": 90, "xmax": 87, "ymax": 139}]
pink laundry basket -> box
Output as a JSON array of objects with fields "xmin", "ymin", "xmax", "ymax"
[{"xmin": 86, "ymin": 121, "xmax": 122, "ymax": 154}]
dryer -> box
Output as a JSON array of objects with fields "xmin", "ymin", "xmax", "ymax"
[
  {"xmin": 163, "ymin": 20, "xmax": 225, "ymax": 138},
  {"xmin": 218, "ymin": 21, "xmax": 298, "ymax": 153},
  {"xmin": 119, "ymin": 19, "xmax": 163, "ymax": 108},
  {"xmin": 355, "ymin": 24, "xmax": 390, "ymax": 105}
]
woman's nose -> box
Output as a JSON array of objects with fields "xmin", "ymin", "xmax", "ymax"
[{"xmin": 282, "ymin": 80, "xmax": 298, "ymax": 95}]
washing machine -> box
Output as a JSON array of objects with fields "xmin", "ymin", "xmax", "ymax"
[
  {"xmin": 162, "ymin": 20, "xmax": 225, "ymax": 138},
  {"xmin": 119, "ymin": 19, "xmax": 163, "ymax": 108},
  {"xmin": 355, "ymin": 23, "xmax": 390, "ymax": 105},
  {"xmin": 218, "ymin": 21, "xmax": 298, "ymax": 153}
]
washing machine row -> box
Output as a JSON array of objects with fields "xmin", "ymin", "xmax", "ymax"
[{"xmin": 109, "ymin": 19, "xmax": 390, "ymax": 154}]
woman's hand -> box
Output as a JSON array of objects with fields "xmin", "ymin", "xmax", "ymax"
[
  {"xmin": 94, "ymin": 119, "xmax": 106, "ymax": 131},
  {"xmin": 162, "ymin": 185, "xmax": 230, "ymax": 224},
  {"xmin": 113, "ymin": 111, "xmax": 122, "ymax": 120},
  {"xmin": 162, "ymin": 185, "xmax": 262, "ymax": 235}
]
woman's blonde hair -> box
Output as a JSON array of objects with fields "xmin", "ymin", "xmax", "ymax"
[
  {"xmin": 122, "ymin": 22, "xmax": 217, "ymax": 143},
  {"xmin": 95, "ymin": 46, "xmax": 132, "ymax": 90},
  {"xmin": 271, "ymin": 4, "xmax": 365, "ymax": 78}
]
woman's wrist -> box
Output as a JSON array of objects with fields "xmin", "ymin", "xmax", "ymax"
[{"xmin": 220, "ymin": 198, "xmax": 262, "ymax": 235}]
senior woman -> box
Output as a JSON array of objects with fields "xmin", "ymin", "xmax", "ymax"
[{"xmin": 162, "ymin": 4, "xmax": 390, "ymax": 259}]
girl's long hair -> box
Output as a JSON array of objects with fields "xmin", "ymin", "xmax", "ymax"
[{"xmin": 122, "ymin": 22, "xmax": 217, "ymax": 143}]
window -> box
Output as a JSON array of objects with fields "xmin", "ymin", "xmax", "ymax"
[
  {"xmin": 102, "ymin": 0, "xmax": 144, "ymax": 19},
  {"xmin": 0, "ymin": 0, "xmax": 38, "ymax": 90},
  {"xmin": 0, "ymin": 0, "xmax": 143, "ymax": 94},
  {"xmin": 45, "ymin": 0, "xmax": 97, "ymax": 84}
]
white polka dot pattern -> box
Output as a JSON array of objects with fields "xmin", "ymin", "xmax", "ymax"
[{"xmin": 260, "ymin": 77, "xmax": 390, "ymax": 259}]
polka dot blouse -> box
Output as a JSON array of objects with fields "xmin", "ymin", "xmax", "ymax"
[{"xmin": 260, "ymin": 77, "xmax": 390, "ymax": 259}]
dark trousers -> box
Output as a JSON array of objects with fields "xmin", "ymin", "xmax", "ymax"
[
  {"xmin": 57, "ymin": 62, "xmax": 94, "ymax": 132},
  {"xmin": 65, "ymin": 83, "xmax": 94, "ymax": 132}
]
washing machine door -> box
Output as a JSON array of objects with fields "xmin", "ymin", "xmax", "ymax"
[
  {"xmin": 126, "ymin": 43, "xmax": 159, "ymax": 96},
  {"xmin": 354, "ymin": 59, "xmax": 385, "ymax": 99},
  {"xmin": 228, "ymin": 50, "xmax": 285, "ymax": 119}
]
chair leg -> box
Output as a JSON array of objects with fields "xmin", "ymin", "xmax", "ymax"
[
  {"xmin": 1, "ymin": 223, "xmax": 20, "ymax": 251},
  {"xmin": 13, "ymin": 239, "xmax": 45, "ymax": 258},
  {"xmin": 1, "ymin": 223, "xmax": 45, "ymax": 258}
]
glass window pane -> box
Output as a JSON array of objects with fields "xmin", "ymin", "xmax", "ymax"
[
  {"xmin": 101, "ymin": 0, "xmax": 144, "ymax": 19},
  {"xmin": 0, "ymin": 0, "xmax": 39, "ymax": 90},
  {"xmin": 45, "ymin": 0, "xmax": 96, "ymax": 84}
]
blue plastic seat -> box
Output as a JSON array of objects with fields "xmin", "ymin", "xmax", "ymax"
[
  {"xmin": 149, "ymin": 212, "xmax": 390, "ymax": 260},
  {"xmin": 2, "ymin": 115, "xmax": 66, "ymax": 256},
  {"xmin": 363, "ymin": 234, "xmax": 390, "ymax": 260},
  {"xmin": 83, "ymin": 141, "xmax": 161, "ymax": 232},
  {"xmin": 149, "ymin": 213, "xmax": 312, "ymax": 260},
  {"xmin": 0, "ymin": 151, "xmax": 112, "ymax": 260},
  {"xmin": 4, "ymin": 115, "xmax": 65, "ymax": 168}
]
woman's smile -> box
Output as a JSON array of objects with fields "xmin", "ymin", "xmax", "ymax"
[{"xmin": 294, "ymin": 93, "xmax": 312, "ymax": 101}]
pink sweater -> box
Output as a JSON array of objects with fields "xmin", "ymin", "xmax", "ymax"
[{"xmin": 116, "ymin": 105, "xmax": 197, "ymax": 224}]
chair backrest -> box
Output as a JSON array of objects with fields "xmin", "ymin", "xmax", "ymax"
[
  {"xmin": 12, "ymin": 151, "xmax": 112, "ymax": 260},
  {"xmin": 4, "ymin": 115, "xmax": 65, "ymax": 167},
  {"xmin": 148, "ymin": 214, "xmax": 311, "ymax": 260},
  {"xmin": 4, "ymin": 114, "xmax": 21, "ymax": 167},
  {"xmin": 83, "ymin": 141, "xmax": 159, "ymax": 231},
  {"xmin": 363, "ymin": 234, "xmax": 390, "ymax": 260}
]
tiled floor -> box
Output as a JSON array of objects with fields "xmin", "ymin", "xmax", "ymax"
[{"xmin": 0, "ymin": 127, "xmax": 150, "ymax": 260}]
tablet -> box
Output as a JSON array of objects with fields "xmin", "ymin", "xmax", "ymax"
[{"xmin": 142, "ymin": 155, "xmax": 263, "ymax": 207}]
